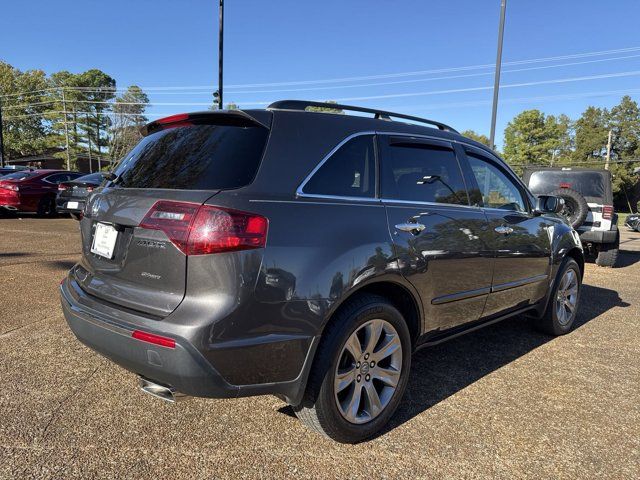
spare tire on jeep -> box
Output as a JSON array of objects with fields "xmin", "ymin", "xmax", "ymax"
[{"xmin": 549, "ymin": 188, "xmax": 589, "ymax": 228}]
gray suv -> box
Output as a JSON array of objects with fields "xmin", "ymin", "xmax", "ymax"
[{"xmin": 61, "ymin": 101, "xmax": 584, "ymax": 443}]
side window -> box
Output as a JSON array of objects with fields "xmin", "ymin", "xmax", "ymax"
[
  {"xmin": 466, "ymin": 154, "xmax": 527, "ymax": 212},
  {"xmin": 302, "ymin": 135, "xmax": 375, "ymax": 198},
  {"xmin": 44, "ymin": 174, "xmax": 65, "ymax": 184},
  {"xmin": 380, "ymin": 139, "xmax": 469, "ymax": 205}
]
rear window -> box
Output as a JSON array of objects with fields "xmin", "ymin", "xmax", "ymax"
[
  {"xmin": 75, "ymin": 173, "xmax": 104, "ymax": 184},
  {"xmin": 112, "ymin": 124, "xmax": 269, "ymax": 190},
  {"xmin": 526, "ymin": 170, "xmax": 611, "ymax": 201}
]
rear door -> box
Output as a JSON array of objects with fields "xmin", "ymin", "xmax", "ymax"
[
  {"xmin": 462, "ymin": 146, "xmax": 552, "ymax": 317},
  {"xmin": 74, "ymin": 114, "xmax": 271, "ymax": 318},
  {"xmin": 379, "ymin": 135, "xmax": 494, "ymax": 332}
]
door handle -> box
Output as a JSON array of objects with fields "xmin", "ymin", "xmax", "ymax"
[
  {"xmin": 395, "ymin": 222, "xmax": 426, "ymax": 234},
  {"xmin": 494, "ymin": 225, "xmax": 514, "ymax": 235}
]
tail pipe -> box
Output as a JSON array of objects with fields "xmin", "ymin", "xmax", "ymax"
[{"xmin": 138, "ymin": 377, "xmax": 188, "ymax": 403}]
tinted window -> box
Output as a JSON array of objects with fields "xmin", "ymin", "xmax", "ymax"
[
  {"xmin": 526, "ymin": 170, "xmax": 610, "ymax": 201},
  {"xmin": 1, "ymin": 171, "xmax": 39, "ymax": 181},
  {"xmin": 75, "ymin": 173, "xmax": 104, "ymax": 184},
  {"xmin": 467, "ymin": 154, "xmax": 526, "ymax": 212},
  {"xmin": 112, "ymin": 124, "xmax": 269, "ymax": 189},
  {"xmin": 380, "ymin": 141, "xmax": 468, "ymax": 205},
  {"xmin": 45, "ymin": 174, "xmax": 72, "ymax": 184},
  {"xmin": 303, "ymin": 135, "xmax": 375, "ymax": 198}
]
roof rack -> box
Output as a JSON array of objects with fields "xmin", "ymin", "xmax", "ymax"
[{"xmin": 267, "ymin": 100, "xmax": 458, "ymax": 133}]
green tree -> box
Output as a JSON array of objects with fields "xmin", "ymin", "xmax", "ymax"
[
  {"xmin": 572, "ymin": 106, "xmax": 608, "ymax": 164},
  {"xmin": 306, "ymin": 100, "xmax": 344, "ymax": 114},
  {"xmin": 607, "ymin": 96, "xmax": 640, "ymax": 207},
  {"xmin": 461, "ymin": 130, "xmax": 490, "ymax": 147},
  {"xmin": 108, "ymin": 85, "xmax": 149, "ymax": 163},
  {"xmin": 0, "ymin": 62, "xmax": 53, "ymax": 159},
  {"xmin": 503, "ymin": 109, "xmax": 572, "ymax": 172}
]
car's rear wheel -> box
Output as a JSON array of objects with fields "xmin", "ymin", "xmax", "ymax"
[
  {"xmin": 37, "ymin": 196, "xmax": 56, "ymax": 217},
  {"xmin": 595, "ymin": 236, "xmax": 619, "ymax": 267},
  {"xmin": 535, "ymin": 258, "xmax": 582, "ymax": 335},
  {"xmin": 294, "ymin": 294, "xmax": 411, "ymax": 443}
]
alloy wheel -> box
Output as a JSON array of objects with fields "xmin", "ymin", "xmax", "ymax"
[
  {"xmin": 555, "ymin": 269, "xmax": 579, "ymax": 326},
  {"xmin": 334, "ymin": 319, "xmax": 403, "ymax": 424}
]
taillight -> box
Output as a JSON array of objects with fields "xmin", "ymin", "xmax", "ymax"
[
  {"xmin": 132, "ymin": 330, "xmax": 176, "ymax": 349},
  {"xmin": 140, "ymin": 201, "xmax": 268, "ymax": 255},
  {"xmin": 58, "ymin": 184, "xmax": 68, "ymax": 191},
  {"xmin": 602, "ymin": 205, "xmax": 614, "ymax": 220},
  {"xmin": 1, "ymin": 184, "xmax": 19, "ymax": 192},
  {"xmin": 86, "ymin": 186, "xmax": 94, "ymax": 193}
]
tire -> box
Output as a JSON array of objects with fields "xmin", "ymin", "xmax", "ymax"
[
  {"xmin": 550, "ymin": 188, "xmax": 589, "ymax": 229},
  {"xmin": 595, "ymin": 236, "xmax": 620, "ymax": 267},
  {"xmin": 37, "ymin": 196, "xmax": 56, "ymax": 217},
  {"xmin": 294, "ymin": 294, "xmax": 412, "ymax": 443},
  {"xmin": 535, "ymin": 258, "xmax": 582, "ymax": 336}
]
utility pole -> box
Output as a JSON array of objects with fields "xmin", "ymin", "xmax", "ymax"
[
  {"xmin": 61, "ymin": 88, "xmax": 71, "ymax": 170},
  {"xmin": 0, "ymin": 98, "xmax": 5, "ymax": 167},
  {"xmin": 86, "ymin": 113, "xmax": 93, "ymax": 173},
  {"xmin": 604, "ymin": 129, "xmax": 612, "ymax": 170},
  {"xmin": 489, "ymin": 0, "xmax": 507, "ymax": 149},
  {"xmin": 217, "ymin": 0, "xmax": 224, "ymax": 110}
]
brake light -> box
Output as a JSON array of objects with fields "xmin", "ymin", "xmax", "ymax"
[
  {"xmin": 132, "ymin": 330, "xmax": 176, "ymax": 349},
  {"xmin": 1, "ymin": 184, "xmax": 19, "ymax": 192},
  {"xmin": 86, "ymin": 186, "xmax": 94, "ymax": 193},
  {"xmin": 602, "ymin": 205, "xmax": 614, "ymax": 220},
  {"xmin": 559, "ymin": 182, "xmax": 571, "ymax": 189},
  {"xmin": 140, "ymin": 201, "xmax": 268, "ymax": 255},
  {"xmin": 58, "ymin": 184, "xmax": 69, "ymax": 191}
]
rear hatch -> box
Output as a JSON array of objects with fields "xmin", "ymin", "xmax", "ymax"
[
  {"xmin": 523, "ymin": 168, "xmax": 614, "ymax": 231},
  {"xmin": 74, "ymin": 110, "xmax": 271, "ymax": 318}
]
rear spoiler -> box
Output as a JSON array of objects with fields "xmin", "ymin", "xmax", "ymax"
[{"xmin": 140, "ymin": 110, "xmax": 271, "ymax": 136}]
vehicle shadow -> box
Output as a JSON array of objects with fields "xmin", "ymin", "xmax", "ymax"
[
  {"xmin": 45, "ymin": 260, "xmax": 77, "ymax": 270},
  {"xmin": 0, "ymin": 252, "xmax": 32, "ymax": 259},
  {"xmin": 376, "ymin": 283, "xmax": 629, "ymax": 438},
  {"xmin": 616, "ymin": 250, "xmax": 640, "ymax": 268}
]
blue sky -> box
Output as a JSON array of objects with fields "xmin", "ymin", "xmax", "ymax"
[{"xmin": 2, "ymin": 0, "xmax": 640, "ymax": 148}]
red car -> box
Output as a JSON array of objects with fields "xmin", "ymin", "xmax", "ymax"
[{"xmin": 0, "ymin": 169, "xmax": 83, "ymax": 216}]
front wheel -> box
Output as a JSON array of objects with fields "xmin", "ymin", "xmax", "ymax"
[
  {"xmin": 535, "ymin": 258, "xmax": 582, "ymax": 336},
  {"xmin": 294, "ymin": 294, "xmax": 412, "ymax": 443}
]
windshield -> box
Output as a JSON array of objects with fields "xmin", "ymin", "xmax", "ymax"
[
  {"xmin": 525, "ymin": 170, "xmax": 611, "ymax": 202},
  {"xmin": 0, "ymin": 171, "xmax": 40, "ymax": 181},
  {"xmin": 112, "ymin": 123, "xmax": 269, "ymax": 190}
]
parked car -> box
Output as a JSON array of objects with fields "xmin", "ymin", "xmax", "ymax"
[
  {"xmin": 56, "ymin": 172, "xmax": 105, "ymax": 219},
  {"xmin": 522, "ymin": 167, "xmax": 619, "ymax": 267},
  {"xmin": 61, "ymin": 102, "xmax": 584, "ymax": 443},
  {"xmin": 0, "ymin": 165, "xmax": 30, "ymax": 177},
  {"xmin": 624, "ymin": 213, "xmax": 640, "ymax": 231},
  {"xmin": 0, "ymin": 169, "xmax": 83, "ymax": 215}
]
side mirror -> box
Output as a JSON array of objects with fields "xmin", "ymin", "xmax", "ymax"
[{"xmin": 535, "ymin": 195, "xmax": 564, "ymax": 214}]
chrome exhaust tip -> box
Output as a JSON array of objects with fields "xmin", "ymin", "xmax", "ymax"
[{"xmin": 138, "ymin": 377, "xmax": 188, "ymax": 403}]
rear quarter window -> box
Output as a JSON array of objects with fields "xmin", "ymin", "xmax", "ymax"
[{"xmin": 112, "ymin": 124, "xmax": 269, "ymax": 190}]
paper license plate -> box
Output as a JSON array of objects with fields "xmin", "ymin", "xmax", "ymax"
[{"xmin": 91, "ymin": 223, "xmax": 118, "ymax": 259}]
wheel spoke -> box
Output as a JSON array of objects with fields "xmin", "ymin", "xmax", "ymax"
[
  {"xmin": 373, "ymin": 367, "xmax": 400, "ymax": 387},
  {"xmin": 364, "ymin": 319, "xmax": 384, "ymax": 355},
  {"xmin": 372, "ymin": 334, "xmax": 400, "ymax": 362},
  {"xmin": 344, "ymin": 384, "xmax": 362, "ymax": 422},
  {"xmin": 344, "ymin": 332, "xmax": 363, "ymax": 360},
  {"xmin": 334, "ymin": 368, "xmax": 355, "ymax": 394},
  {"xmin": 363, "ymin": 382, "xmax": 383, "ymax": 417},
  {"xmin": 564, "ymin": 299, "xmax": 575, "ymax": 313}
]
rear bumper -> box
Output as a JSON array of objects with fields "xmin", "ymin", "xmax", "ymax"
[
  {"xmin": 579, "ymin": 225, "xmax": 618, "ymax": 244},
  {"xmin": 60, "ymin": 276, "xmax": 317, "ymax": 404},
  {"xmin": 56, "ymin": 198, "xmax": 85, "ymax": 214},
  {"xmin": 61, "ymin": 280, "xmax": 239, "ymax": 398}
]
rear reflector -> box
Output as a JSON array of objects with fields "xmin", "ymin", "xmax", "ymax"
[
  {"xmin": 132, "ymin": 330, "xmax": 176, "ymax": 349},
  {"xmin": 140, "ymin": 201, "xmax": 268, "ymax": 255},
  {"xmin": 559, "ymin": 182, "xmax": 571, "ymax": 189},
  {"xmin": 602, "ymin": 205, "xmax": 614, "ymax": 220}
]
